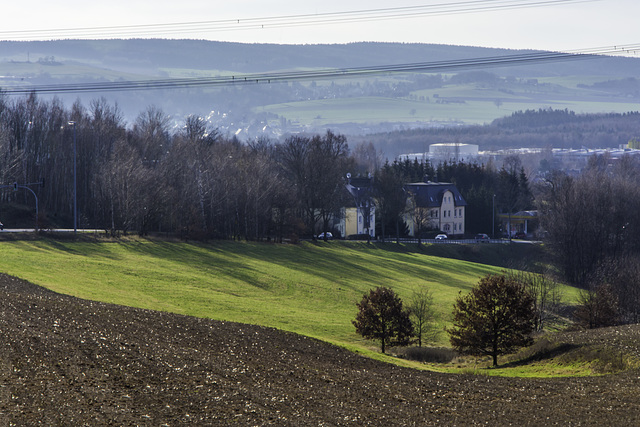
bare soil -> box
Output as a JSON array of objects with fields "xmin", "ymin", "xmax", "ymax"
[{"xmin": 0, "ymin": 273, "xmax": 638, "ymax": 426}]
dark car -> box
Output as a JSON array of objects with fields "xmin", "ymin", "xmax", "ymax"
[
  {"xmin": 514, "ymin": 231, "xmax": 527, "ymax": 239},
  {"xmin": 474, "ymin": 233, "xmax": 490, "ymax": 242}
]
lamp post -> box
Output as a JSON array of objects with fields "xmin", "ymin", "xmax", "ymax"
[
  {"xmin": 68, "ymin": 121, "xmax": 77, "ymax": 233},
  {"xmin": 492, "ymin": 194, "xmax": 496, "ymax": 239}
]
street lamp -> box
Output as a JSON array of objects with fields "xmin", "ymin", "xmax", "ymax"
[
  {"xmin": 492, "ymin": 194, "xmax": 496, "ymax": 239},
  {"xmin": 68, "ymin": 121, "xmax": 77, "ymax": 233}
]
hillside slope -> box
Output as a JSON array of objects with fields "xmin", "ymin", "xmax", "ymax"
[
  {"xmin": 0, "ymin": 273, "xmax": 638, "ymax": 425},
  {"xmin": 2, "ymin": 39, "xmax": 640, "ymax": 139},
  {"xmin": 3, "ymin": 39, "xmax": 639, "ymax": 76}
]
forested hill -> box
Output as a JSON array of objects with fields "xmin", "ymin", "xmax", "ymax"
[
  {"xmin": 1, "ymin": 39, "xmax": 639, "ymax": 77},
  {"xmin": 3, "ymin": 40, "xmax": 640, "ymax": 146},
  {"xmin": 352, "ymin": 109, "xmax": 640, "ymax": 154}
]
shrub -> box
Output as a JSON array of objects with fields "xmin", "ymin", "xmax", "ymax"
[{"xmin": 394, "ymin": 346, "xmax": 457, "ymax": 363}]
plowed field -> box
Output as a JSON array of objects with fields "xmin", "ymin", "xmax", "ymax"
[{"xmin": 0, "ymin": 274, "xmax": 638, "ymax": 425}]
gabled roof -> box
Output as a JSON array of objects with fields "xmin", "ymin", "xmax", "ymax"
[
  {"xmin": 344, "ymin": 176, "xmax": 374, "ymax": 208},
  {"xmin": 403, "ymin": 181, "xmax": 467, "ymax": 208}
]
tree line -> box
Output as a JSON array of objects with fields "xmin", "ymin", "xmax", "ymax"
[
  {"xmin": 0, "ymin": 95, "xmax": 536, "ymax": 241},
  {"xmin": 539, "ymin": 153, "xmax": 640, "ymax": 326},
  {"xmin": 357, "ymin": 109, "xmax": 640, "ymax": 158}
]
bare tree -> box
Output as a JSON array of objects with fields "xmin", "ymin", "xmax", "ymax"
[
  {"xmin": 587, "ymin": 255, "xmax": 640, "ymax": 325},
  {"xmin": 408, "ymin": 289, "xmax": 440, "ymax": 347},
  {"xmin": 132, "ymin": 106, "xmax": 171, "ymax": 163},
  {"xmin": 351, "ymin": 141, "xmax": 383, "ymax": 175},
  {"xmin": 507, "ymin": 270, "xmax": 562, "ymax": 331},
  {"xmin": 539, "ymin": 162, "xmax": 640, "ymax": 287},
  {"xmin": 277, "ymin": 131, "xmax": 352, "ymax": 239},
  {"xmin": 574, "ymin": 283, "xmax": 619, "ymax": 329}
]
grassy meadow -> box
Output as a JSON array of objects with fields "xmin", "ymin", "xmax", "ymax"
[
  {"xmin": 0, "ymin": 239, "xmax": 519, "ymax": 344},
  {"xmin": 0, "ymin": 237, "xmax": 588, "ymax": 374},
  {"xmin": 256, "ymin": 91, "xmax": 640, "ymax": 128}
]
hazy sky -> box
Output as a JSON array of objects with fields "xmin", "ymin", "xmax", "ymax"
[{"xmin": 3, "ymin": 0, "xmax": 639, "ymax": 53}]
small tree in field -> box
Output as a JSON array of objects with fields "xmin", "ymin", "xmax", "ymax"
[
  {"xmin": 353, "ymin": 287, "xmax": 414, "ymax": 353},
  {"xmin": 409, "ymin": 289, "xmax": 440, "ymax": 347},
  {"xmin": 507, "ymin": 269, "xmax": 563, "ymax": 331},
  {"xmin": 447, "ymin": 274, "xmax": 536, "ymax": 366},
  {"xmin": 574, "ymin": 283, "xmax": 619, "ymax": 329}
]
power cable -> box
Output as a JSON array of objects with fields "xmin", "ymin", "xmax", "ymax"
[{"xmin": 0, "ymin": 0, "xmax": 599, "ymax": 40}]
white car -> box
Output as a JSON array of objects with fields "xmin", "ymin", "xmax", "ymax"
[
  {"xmin": 435, "ymin": 234, "xmax": 448, "ymax": 240},
  {"xmin": 317, "ymin": 232, "xmax": 333, "ymax": 240}
]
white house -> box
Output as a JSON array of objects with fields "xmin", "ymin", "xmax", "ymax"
[{"xmin": 403, "ymin": 180, "xmax": 467, "ymax": 237}]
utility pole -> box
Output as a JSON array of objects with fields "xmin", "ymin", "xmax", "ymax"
[
  {"xmin": 68, "ymin": 121, "xmax": 77, "ymax": 233},
  {"xmin": 492, "ymin": 194, "xmax": 496, "ymax": 239}
]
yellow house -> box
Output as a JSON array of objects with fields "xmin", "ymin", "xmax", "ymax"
[
  {"xmin": 334, "ymin": 175, "xmax": 376, "ymax": 239},
  {"xmin": 337, "ymin": 205, "xmax": 375, "ymax": 238},
  {"xmin": 403, "ymin": 181, "xmax": 467, "ymax": 237}
]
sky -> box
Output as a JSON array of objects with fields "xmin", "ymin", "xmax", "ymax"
[{"xmin": 2, "ymin": 0, "xmax": 639, "ymax": 54}]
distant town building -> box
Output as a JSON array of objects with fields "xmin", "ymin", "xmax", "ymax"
[
  {"xmin": 398, "ymin": 145, "xmax": 640, "ymax": 172},
  {"xmin": 397, "ymin": 143, "xmax": 479, "ymax": 163},
  {"xmin": 429, "ymin": 143, "xmax": 479, "ymax": 162}
]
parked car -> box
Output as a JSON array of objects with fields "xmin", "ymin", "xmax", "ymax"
[
  {"xmin": 435, "ymin": 234, "xmax": 448, "ymax": 240},
  {"xmin": 317, "ymin": 232, "xmax": 333, "ymax": 240},
  {"xmin": 474, "ymin": 233, "xmax": 490, "ymax": 242},
  {"xmin": 0, "ymin": 222, "xmax": 3, "ymax": 230},
  {"xmin": 514, "ymin": 231, "xmax": 527, "ymax": 239}
]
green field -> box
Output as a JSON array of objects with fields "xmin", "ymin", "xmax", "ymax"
[
  {"xmin": 0, "ymin": 238, "xmax": 579, "ymax": 352},
  {"xmin": 256, "ymin": 92, "xmax": 640, "ymax": 128},
  {"xmin": 0, "ymin": 237, "xmax": 600, "ymax": 377}
]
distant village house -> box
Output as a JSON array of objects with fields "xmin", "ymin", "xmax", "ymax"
[{"xmin": 403, "ymin": 180, "xmax": 467, "ymax": 238}]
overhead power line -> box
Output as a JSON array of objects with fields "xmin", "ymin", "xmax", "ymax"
[
  {"xmin": 0, "ymin": 0, "xmax": 599, "ymax": 40},
  {"xmin": 2, "ymin": 43, "xmax": 636, "ymax": 96}
]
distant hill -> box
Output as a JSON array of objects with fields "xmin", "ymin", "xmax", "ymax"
[
  {"xmin": 2, "ymin": 39, "xmax": 639, "ymax": 76},
  {"xmin": 1, "ymin": 39, "xmax": 639, "ymax": 145}
]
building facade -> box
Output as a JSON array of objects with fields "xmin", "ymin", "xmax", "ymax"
[
  {"xmin": 332, "ymin": 175, "xmax": 376, "ymax": 239},
  {"xmin": 403, "ymin": 181, "xmax": 467, "ymax": 238}
]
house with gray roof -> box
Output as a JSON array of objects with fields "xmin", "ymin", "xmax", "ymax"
[{"xmin": 403, "ymin": 180, "xmax": 467, "ymax": 237}]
